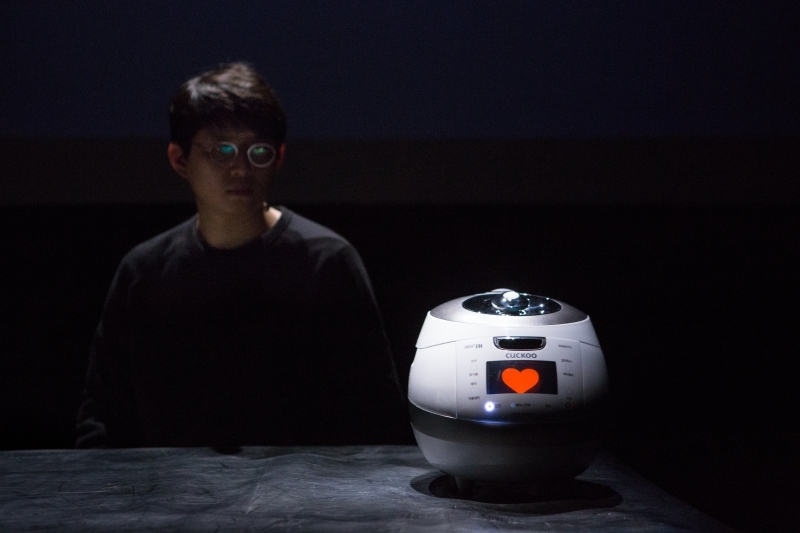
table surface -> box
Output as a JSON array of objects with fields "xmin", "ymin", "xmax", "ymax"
[{"xmin": 0, "ymin": 446, "xmax": 735, "ymax": 532}]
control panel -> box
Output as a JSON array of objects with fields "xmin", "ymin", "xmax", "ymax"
[{"xmin": 455, "ymin": 336, "xmax": 584, "ymax": 421}]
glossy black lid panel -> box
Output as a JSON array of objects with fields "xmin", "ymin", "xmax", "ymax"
[
  {"xmin": 463, "ymin": 291, "xmax": 562, "ymax": 316},
  {"xmin": 429, "ymin": 289, "xmax": 588, "ymax": 326}
]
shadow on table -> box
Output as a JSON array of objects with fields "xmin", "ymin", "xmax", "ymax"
[{"xmin": 410, "ymin": 471, "xmax": 622, "ymax": 514}]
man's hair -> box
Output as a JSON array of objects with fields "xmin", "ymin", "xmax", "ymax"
[{"xmin": 169, "ymin": 62, "xmax": 287, "ymax": 153}]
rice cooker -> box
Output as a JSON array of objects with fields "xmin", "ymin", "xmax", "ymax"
[{"xmin": 408, "ymin": 289, "xmax": 608, "ymax": 486}]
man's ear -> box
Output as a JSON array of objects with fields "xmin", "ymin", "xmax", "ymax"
[
  {"xmin": 167, "ymin": 142, "xmax": 188, "ymax": 178},
  {"xmin": 274, "ymin": 143, "xmax": 286, "ymax": 171}
]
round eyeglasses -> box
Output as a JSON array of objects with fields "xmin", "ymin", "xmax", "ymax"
[{"xmin": 193, "ymin": 142, "xmax": 277, "ymax": 168}]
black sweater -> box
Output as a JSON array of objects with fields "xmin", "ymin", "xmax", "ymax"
[{"xmin": 76, "ymin": 207, "xmax": 405, "ymax": 448}]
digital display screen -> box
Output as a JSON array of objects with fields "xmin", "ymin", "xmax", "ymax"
[{"xmin": 486, "ymin": 360, "xmax": 558, "ymax": 395}]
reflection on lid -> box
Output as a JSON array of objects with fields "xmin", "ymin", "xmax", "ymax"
[{"xmin": 462, "ymin": 292, "xmax": 562, "ymax": 316}]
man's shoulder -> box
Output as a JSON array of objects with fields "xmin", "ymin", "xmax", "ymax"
[
  {"xmin": 279, "ymin": 208, "xmax": 353, "ymax": 252},
  {"xmin": 119, "ymin": 217, "xmax": 196, "ymax": 272},
  {"xmin": 276, "ymin": 208, "xmax": 368, "ymax": 277}
]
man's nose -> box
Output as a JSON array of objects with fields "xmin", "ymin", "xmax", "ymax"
[{"xmin": 229, "ymin": 150, "xmax": 250, "ymax": 173}]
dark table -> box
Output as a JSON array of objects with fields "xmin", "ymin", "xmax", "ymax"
[{"xmin": 0, "ymin": 446, "xmax": 735, "ymax": 532}]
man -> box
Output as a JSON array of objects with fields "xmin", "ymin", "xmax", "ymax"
[{"xmin": 76, "ymin": 63, "xmax": 405, "ymax": 448}]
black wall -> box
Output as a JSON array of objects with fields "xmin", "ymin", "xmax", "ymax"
[
  {"xmin": 3, "ymin": 137, "xmax": 799, "ymax": 205},
  {"xmin": 4, "ymin": 1, "xmax": 799, "ymax": 143}
]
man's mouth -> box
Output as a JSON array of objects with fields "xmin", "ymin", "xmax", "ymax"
[{"xmin": 226, "ymin": 186, "xmax": 254, "ymax": 196}]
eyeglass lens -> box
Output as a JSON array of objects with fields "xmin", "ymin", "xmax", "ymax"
[{"xmin": 209, "ymin": 143, "xmax": 276, "ymax": 167}]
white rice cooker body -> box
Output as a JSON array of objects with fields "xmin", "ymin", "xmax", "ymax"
[{"xmin": 408, "ymin": 289, "xmax": 609, "ymax": 484}]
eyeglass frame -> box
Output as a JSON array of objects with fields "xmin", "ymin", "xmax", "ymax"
[{"xmin": 191, "ymin": 141, "xmax": 278, "ymax": 168}]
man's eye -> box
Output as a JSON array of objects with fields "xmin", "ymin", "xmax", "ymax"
[{"xmin": 217, "ymin": 144, "xmax": 236, "ymax": 157}]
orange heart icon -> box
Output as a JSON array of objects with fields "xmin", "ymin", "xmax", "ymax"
[{"xmin": 501, "ymin": 368, "xmax": 540, "ymax": 393}]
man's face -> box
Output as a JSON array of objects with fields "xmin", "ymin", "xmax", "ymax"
[{"xmin": 171, "ymin": 126, "xmax": 283, "ymax": 217}]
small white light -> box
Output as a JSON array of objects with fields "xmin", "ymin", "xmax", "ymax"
[
  {"xmin": 484, "ymin": 402, "xmax": 495, "ymax": 412},
  {"xmin": 503, "ymin": 291, "xmax": 519, "ymax": 300}
]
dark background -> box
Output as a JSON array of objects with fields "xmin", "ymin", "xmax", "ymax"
[{"xmin": 2, "ymin": 2, "xmax": 799, "ymax": 532}]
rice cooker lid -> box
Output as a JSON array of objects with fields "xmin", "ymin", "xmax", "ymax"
[{"xmin": 430, "ymin": 289, "xmax": 588, "ymax": 326}]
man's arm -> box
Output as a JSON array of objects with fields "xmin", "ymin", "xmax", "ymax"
[
  {"xmin": 75, "ymin": 264, "xmax": 142, "ymax": 448},
  {"xmin": 312, "ymin": 243, "xmax": 410, "ymax": 444}
]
